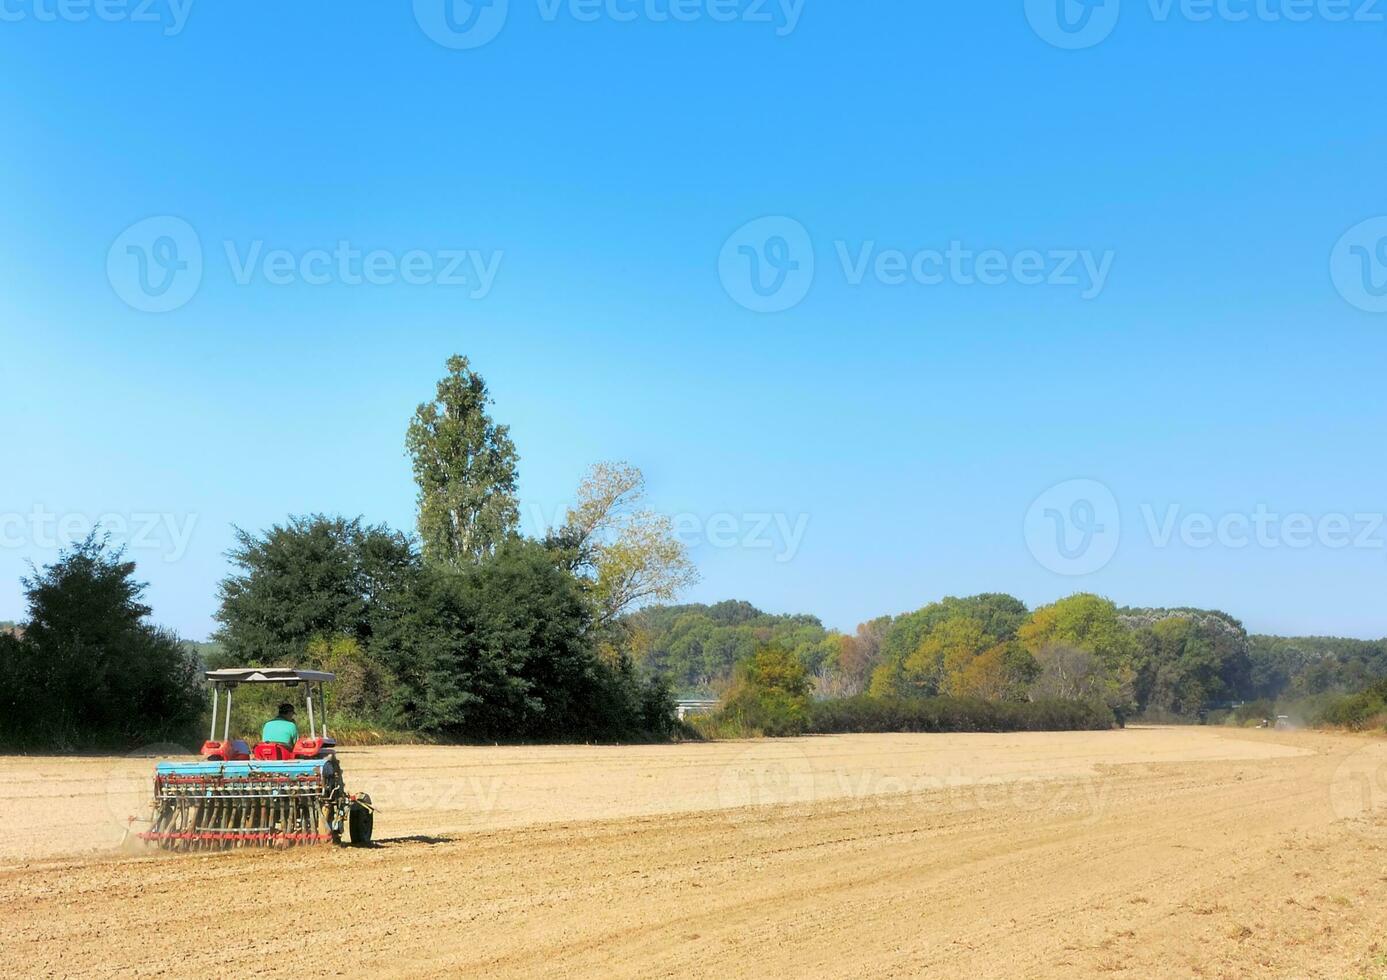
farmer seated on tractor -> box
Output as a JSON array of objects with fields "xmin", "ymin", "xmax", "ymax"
[{"xmin": 260, "ymin": 703, "xmax": 299, "ymax": 748}]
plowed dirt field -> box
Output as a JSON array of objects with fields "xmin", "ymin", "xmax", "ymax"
[{"xmin": 3, "ymin": 727, "xmax": 1385, "ymax": 978}]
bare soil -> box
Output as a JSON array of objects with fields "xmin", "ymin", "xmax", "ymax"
[{"xmin": 3, "ymin": 726, "xmax": 1386, "ymax": 978}]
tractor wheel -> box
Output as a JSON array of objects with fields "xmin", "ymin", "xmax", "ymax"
[{"xmin": 348, "ymin": 794, "xmax": 373, "ymax": 847}]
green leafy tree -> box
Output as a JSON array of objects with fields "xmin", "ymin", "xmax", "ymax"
[
  {"xmin": 304, "ymin": 634, "xmax": 396, "ymax": 723},
  {"xmin": 878, "ymin": 594, "xmax": 1029, "ymax": 669},
  {"xmin": 1029, "ymin": 644, "xmax": 1111, "ymax": 701},
  {"xmin": 1124, "ymin": 609, "xmax": 1252, "ymax": 716},
  {"xmin": 407, "ymin": 355, "xmax": 520, "ymax": 569},
  {"xmin": 1018, "ymin": 594, "xmax": 1137, "ymax": 669},
  {"xmin": 717, "ymin": 643, "xmax": 812, "ymax": 736},
  {"xmin": 215, "ymin": 515, "xmax": 418, "ymax": 665},
  {"xmin": 0, "ymin": 534, "xmax": 201, "ymax": 748},
  {"xmin": 870, "ymin": 595, "xmax": 1029, "ymax": 699},
  {"xmin": 0, "ymin": 631, "xmax": 27, "ymax": 740},
  {"xmin": 824, "ymin": 617, "xmax": 889, "ymax": 697},
  {"xmin": 948, "ymin": 641, "xmax": 1037, "ymax": 701},
  {"xmin": 375, "ymin": 538, "xmax": 663, "ymax": 739},
  {"xmin": 903, "ymin": 616, "xmax": 990, "ymax": 695},
  {"xmin": 1019, "ymin": 594, "xmax": 1137, "ymax": 716},
  {"xmin": 625, "ymin": 601, "xmax": 833, "ymax": 692},
  {"xmin": 546, "ymin": 461, "xmax": 698, "ymax": 628},
  {"xmin": 1245, "ymin": 634, "xmax": 1387, "ymax": 699}
]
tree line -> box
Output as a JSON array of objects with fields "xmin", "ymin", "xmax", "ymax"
[
  {"xmin": 0, "ymin": 537, "xmax": 203, "ymax": 748},
  {"xmin": 0, "ymin": 356, "xmax": 695, "ymax": 748},
  {"xmin": 625, "ymin": 593, "xmax": 1387, "ymax": 728},
  {"xmin": 4, "ymin": 353, "xmax": 1386, "ymax": 749},
  {"xmin": 209, "ymin": 356, "xmax": 697, "ymax": 742}
]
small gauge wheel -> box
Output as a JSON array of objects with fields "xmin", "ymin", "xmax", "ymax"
[{"xmin": 348, "ymin": 794, "xmax": 373, "ymax": 847}]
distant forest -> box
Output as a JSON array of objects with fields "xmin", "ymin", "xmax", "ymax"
[
  {"xmin": 627, "ymin": 597, "xmax": 1387, "ymax": 718},
  {"xmin": 176, "ymin": 593, "xmax": 1387, "ymax": 721}
]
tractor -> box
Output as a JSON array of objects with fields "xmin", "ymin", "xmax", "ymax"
[{"xmin": 140, "ymin": 667, "xmax": 374, "ymax": 850}]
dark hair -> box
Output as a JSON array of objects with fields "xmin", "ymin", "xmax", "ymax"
[{"xmin": 277, "ymin": 702, "xmax": 295, "ymax": 717}]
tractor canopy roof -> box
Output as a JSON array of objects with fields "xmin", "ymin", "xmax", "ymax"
[{"xmin": 205, "ymin": 667, "xmax": 335, "ymax": 685}]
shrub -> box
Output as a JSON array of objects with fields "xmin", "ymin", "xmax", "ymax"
[
  {"xmin": 711, "ymin": 644, "xmax": 812, "ymax": 737},
  {"xmin": 305, "ymin": 634, "xmax": 398, "ymax": 726},
  {"xmin": 1316, "ymin": 680, "xmax": 1387, "ymax": 730},
  {"xmin": 639, "ymin": 673, "xmax": 679, "ymax": 738},
  {"xmin": 807, "ymin": 695, "xmax": 1115, "ymax": 735}
]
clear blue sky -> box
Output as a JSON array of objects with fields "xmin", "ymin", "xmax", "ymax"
[{"xmin": 2, "ymin": 2, "xmax": 1385, "ymax": 641}]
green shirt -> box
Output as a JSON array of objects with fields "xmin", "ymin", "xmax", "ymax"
[{"xmin": 261, "ymin": 717, "xmax": 299, "ymax": 747}]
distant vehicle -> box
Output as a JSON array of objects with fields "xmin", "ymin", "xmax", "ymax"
[{"xmin": 1274, "ymin": 714, "xmax": 1292, "ymax": 730}]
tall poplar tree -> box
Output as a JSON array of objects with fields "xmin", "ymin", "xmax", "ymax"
[{"xmin": 406, "ymin": 355, "xmax": 520, "ymax": 569}]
